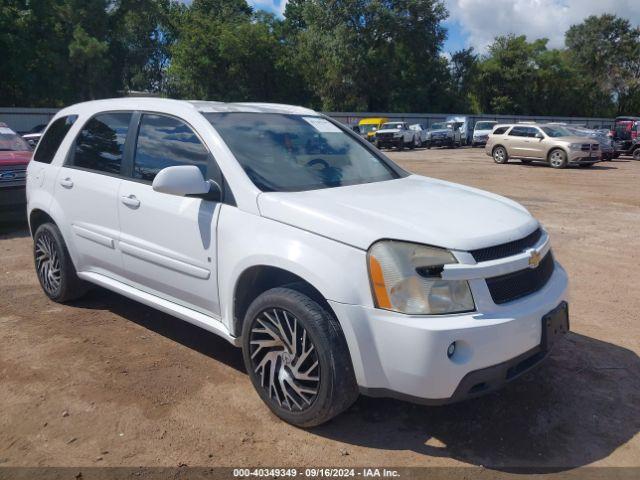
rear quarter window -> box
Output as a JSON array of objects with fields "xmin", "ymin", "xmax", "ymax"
[
  {"xmin": 492, "ymin": 126, "xmax": 509, "ymax": 135},
  {"xmin": 33, "ymin": 115, "xmax": 78, "ymax": 164}
]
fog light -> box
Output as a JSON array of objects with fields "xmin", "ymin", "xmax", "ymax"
[{"xmin": 447, "ymin": 342, "xmax": 456, "ymax": 358}]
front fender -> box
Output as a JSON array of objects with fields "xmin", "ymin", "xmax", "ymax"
[{"xmin": 217, "ymin": 206, "xmax": 373, "ymax": 332}]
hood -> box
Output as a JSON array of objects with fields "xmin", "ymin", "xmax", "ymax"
[
  {"xmin": 257, "ymin": 175, "xmax": 538, "ymax": 251},
  {"xmin": 555, "ymin": 136, "xmax": 599, "ymax": 144},
  {"xmin": 0, "ymin": 150, "xmax": 32, "ymax": 166}
]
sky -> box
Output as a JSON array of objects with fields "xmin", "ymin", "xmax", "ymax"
[{"xmin": 240, "ymin": 0, "xmax": 640, "ymax": 53}]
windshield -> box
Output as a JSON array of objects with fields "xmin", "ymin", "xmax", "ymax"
[
  {"xmin": 381, "ymin": 123, "xmax": 405, "ymax": 130},
  {"xmin": 205, "ymin": 113, "xmax": 401, "ymax": 192},
  {"xmin": 475, "ymin": 122, "xmax": 497, "ymax": 130},
  {"xmin": 0, "ymin": 127, "xmax": 31, "ymax": 152},
  {"xmin": 430, "ymin": 123, "xmax": 449, "ymax": 130},
  {"xmin": 359, "ymin": 124, "xmax": 378, "ymax": 134},
  {"xmin": 541, "ymin": 126, "xmax": 572, "ymax": 138}
]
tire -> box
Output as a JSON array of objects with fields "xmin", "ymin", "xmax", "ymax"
[
  {"xmin": 375, "ymin": 140, "xmax": 381, "ymax": 149},
  {"xmin": 241, "ymin": 286, "xmax": 359, "ymax": 427},
  {"xmin": 33, "ymin": 223, "xmax": 89, "ymax": 303},
  {"xmin": 613, "ymin": 152, "xmax": 620, "ymax": 159},
  {"xmin": 492, "ymin": 146, "xmax": 508, "ymax": 164},
  {"xmin": 633, "ymin": 148, "xmax": 640, "ymax": 160},
  {"xmin": 548, "ymin": 148, "xmax": 568, "ymax": 169}
]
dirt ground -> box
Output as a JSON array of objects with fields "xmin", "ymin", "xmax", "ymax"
[{"xmin": 1, "ymin": 147, "xmax": 639, "ymax": 472}]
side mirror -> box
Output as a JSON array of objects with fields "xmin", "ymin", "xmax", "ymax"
[
  {"xmin": 152, "ymin": 165, "xmax": 221, "ymax": 201},
  {"xmin": 535, "ymin": 132, "xmax": 544, "ymax": 139}
]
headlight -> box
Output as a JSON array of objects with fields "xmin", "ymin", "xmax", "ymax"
[
  {"xmin": 569, "ymin": 143, "xmax": 582, "ymax": 151},
  {"xmin": 368, "ymin": 240, "xmax": 475, "ymax": 315}
]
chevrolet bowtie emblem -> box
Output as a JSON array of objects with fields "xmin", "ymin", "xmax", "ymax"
[{"xmin": 528, "ymin": 249, "xmax": 542, "ymax": 269}]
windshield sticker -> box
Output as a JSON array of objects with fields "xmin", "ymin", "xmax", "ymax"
[
  {"xmin": 0, "ymin": 127, "xmax": 15, "ymax": 135},
  {"xmin": 302, "ymin": 117, "xmax": 342, "ymax": 133}
]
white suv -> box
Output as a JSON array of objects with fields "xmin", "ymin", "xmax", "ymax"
[{"xmin": 26, "ymin": 98, "xmax": 569, "ymax": 427}]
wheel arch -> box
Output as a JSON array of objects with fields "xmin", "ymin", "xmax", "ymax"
[
  {"xmin": 547, "ymin": 146, "xmax": 568, "ymax": 160},
  {"xmin": 29, "ymin": 208, "xmax": 57, "ymax": 237},
  {"xmin": 231, "ymin": 264, "xmax": 336, "ymax": 338}
]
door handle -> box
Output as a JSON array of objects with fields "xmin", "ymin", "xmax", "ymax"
[
  {"xmin": 121, "ymin": 194, "xmax": 140, "ymax": 208},
  {"xmin": 59, "ymin": 177, "xmax": 73, "ymax": 188}
]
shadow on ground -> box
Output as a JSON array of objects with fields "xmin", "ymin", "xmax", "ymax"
[
  {"xmin": 68, "ymin": 288, "xmax": 639, "ymax": 472},
  {"xmin": 73, "ymin": 288, "xmax": 245, "ymax": 374},
  {"xmin": 311, "ymin": 332, "xmax": 640, "ymax": 471}
]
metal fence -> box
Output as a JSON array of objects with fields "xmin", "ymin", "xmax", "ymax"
[
  {"xmin": 0, "ymin": 108, "xmax": 60, "ymax": 133},
  {"xmin": 0, "ymin": 107, "xmax": 615, "ymax": 134},
  {"xmin": 327, "ymin": 112, "xmax": 615, "ymax": 130}
]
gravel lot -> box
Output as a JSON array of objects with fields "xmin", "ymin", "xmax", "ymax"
[{"xmin": 1, "ymin": 147, "xmax": 639, "ymax": 471}]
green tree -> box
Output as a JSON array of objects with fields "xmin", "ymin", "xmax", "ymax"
[
  {"xmin": 167, "ymin": 0, "xmax": 297, "ymax": 102},
  {"xmin": 566, "ymin": 14, "xmax": 640, "ymax": 115},
  {"xmin": 289, "ymin": 0, "xmax": 449, "ymax": 112}
]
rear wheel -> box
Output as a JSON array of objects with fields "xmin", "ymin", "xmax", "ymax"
[
  {"xmin": 242, "ymin": 287, "xmax": 358, "ymax": 427},
  {"xmin": 633, "ymin": 148, "xmax": 640, "ymax": 160},
  {"xmin": 549, "ymin": 149, "xmax": 567, "ymax": 169},
  {"xmin": 492, "ymin": 146, "xmax": 508, "ymax": 164},
  {"xmin": 33, "ymin": 223, "xmax": 88, "ymax": 302}
]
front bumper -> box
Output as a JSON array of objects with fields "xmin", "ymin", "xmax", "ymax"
[
  {"xmin": 376, "ymin": 137, "xmax": 403, "ymax": 148},
  {"xmin": 568, "ymin": 150, "xmax": 600, "ymax": 164},
  {"xmin": 428, "ymin": 136, "xmax": 453, "ymax": 146},
  {"xmin": 330, "ymin": 258, "xmax": 569, "ymax": 404},
  {"xmin": 0, "ymin": 186, "xmax": 27, "ymax": 220}
]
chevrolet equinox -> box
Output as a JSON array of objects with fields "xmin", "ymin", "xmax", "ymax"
[{"xmin": 26, "ymin": 98, "xmax": 570, "ymax": 426}]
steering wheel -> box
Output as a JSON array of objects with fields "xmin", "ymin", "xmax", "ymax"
[{"xmin": 306, "ymin": 158, "xmax": 330, "ymax": 169}]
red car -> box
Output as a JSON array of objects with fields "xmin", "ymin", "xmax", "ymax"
[{"xmin": 0, "ymin": 123, "xmax": 32, "ymax": 221}]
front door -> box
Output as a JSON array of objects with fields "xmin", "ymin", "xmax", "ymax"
[{"xmin": 117, "ymin": 113, "xmax": 222, "ymax": 317}]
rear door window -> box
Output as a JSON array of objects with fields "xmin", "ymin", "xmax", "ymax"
[
  {"xmin": 508, "ymin": 127, "xmax": 528, "ymax": 137},
  {"xmin": 33, "ymin": 115, "xmax": 78, "ymax": 164},
  {"xmin": 132, "ymin": 114, "xmax": 211, "ymax": 182},
  {"xmin": 70, "ymin": 112, "xmax": 133, "ymax": 174},
  {"xmin": 492, "ymin": 126, "xmax": 509, "ymax": 135}
]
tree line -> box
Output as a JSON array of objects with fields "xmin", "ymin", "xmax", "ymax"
[{"xmin": 1, "ymin": 0, "xmax": 639, "ymax": 117}]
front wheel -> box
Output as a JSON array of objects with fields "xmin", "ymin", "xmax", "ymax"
[
  {"xmin": 242, "ymin": 287, "xmax": 358, "ymax": 427},
  {"xmin": 33, "ymin": 223, "xmax": 89, "ymax": 302},
  {"xmin": 549, "ymin": 149, "xmax": 568, "ymax": 168},
  {"xmin": 633, "ymin": 148, "xmax": 640, "ymax": 160},
  {"xmin": 492, "ymin": 146, "xmax": 508, "ymax": 164}
]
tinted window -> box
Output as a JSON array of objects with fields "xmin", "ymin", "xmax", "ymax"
[
  {"xmin": 133, "ymin": 114, "xmax": 210, "ymax": 182},
  {"xmin": 205, "ymin": 113, "xmax": 400, "ymax": 192},
  {"xmin": 72, "ymin": 113, "xmax": 132, "ymax": 174},
  {"xmin": 508, "ymin": 127, "xmax": 528, "ymax": 137},
  {"xmin": 493, "ymin": 126, "xmax": 509, "ymax": 135},
  {"xmin": 475, "ymin": 121, "xmax": 497, "ymax": 130},
  {"xmin": 33, "ymin": 116, "xmax": 77, "ymax": 164}
]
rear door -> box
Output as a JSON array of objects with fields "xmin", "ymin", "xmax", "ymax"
[
  {"xmin": 506, "ymin": 126, "xmax": 530, "ymax": 157},
  {"xmin": 54, "ymin": 112, "xmax": 133, "ymax": 277},
  {"xmin": 117, "ymin": 113, "xmax": 223, "ymax": 317}
]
